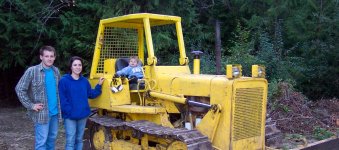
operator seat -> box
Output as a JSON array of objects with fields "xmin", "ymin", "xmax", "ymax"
[{"xmin": 115, "ymin": 58, "xmax": 130, "ymax": 72}]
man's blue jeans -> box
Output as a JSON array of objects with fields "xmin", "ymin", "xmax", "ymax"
[
  {"xmin": 64, "ymin": 118, "xmax": 87, "ymax": 150},
  {"xmin": 34, "ymin": 115, "xmax": 59, "ymax": 150}
]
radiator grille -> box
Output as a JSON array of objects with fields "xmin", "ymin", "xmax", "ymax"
[
  {"xmin": 97, "ymin": 27, "xmax": 138, "ymax": 73},
  {"xmin": 233, "ymin": 87, "xmax": 264, "ymax": 141}
]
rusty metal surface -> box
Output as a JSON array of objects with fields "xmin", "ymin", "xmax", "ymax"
[
  {"xmin": 89, "ymin": 115, "xmax": 212, "ymax": 150},
  {"xmin": 299, "ymin": 137, "xmax": 339, "ymax": 150}
]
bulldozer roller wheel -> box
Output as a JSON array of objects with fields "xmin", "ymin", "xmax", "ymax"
[
  {"xmin": 90, "ymin": 124, "xmax": 112, "ymax": 150},
  {"xmin": 166, "ymin": 141, "xmax": 187, "ymax": 150}
]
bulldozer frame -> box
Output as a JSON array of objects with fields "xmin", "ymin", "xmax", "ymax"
[{"xmin": 86, "ymin": 13, "xmax": 268, "ymax": 150}]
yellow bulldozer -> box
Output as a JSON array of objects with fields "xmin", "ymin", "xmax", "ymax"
[{"xmin": 87, "ymin": 13, "xmax": 268, "ymax": 150}]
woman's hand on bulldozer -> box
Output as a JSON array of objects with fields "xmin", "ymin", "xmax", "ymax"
[{"xmin": 98, "ymin": 77, "xmax": 105, "ymax": 85}]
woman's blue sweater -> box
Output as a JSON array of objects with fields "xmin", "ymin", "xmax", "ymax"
[{"xmin": 58, "ymin": 74, "xmax": 101, "ymax": 120}]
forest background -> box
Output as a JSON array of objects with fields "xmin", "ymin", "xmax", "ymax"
[
  {"xmin": 0, "ymin": 0, "xmax": 338, "ymax": 148},
  {"xmin": 0, "ymin": 1, "xmax": 337, "ymax": 111}
]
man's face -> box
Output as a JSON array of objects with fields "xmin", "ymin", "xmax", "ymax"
[
  {"xmin": 40, "ymin": 50, "xmax": 55, "ymax": 68},
  {"xmin": 129, "ymin": 59, "xmax": 138, "ymax": 67}
]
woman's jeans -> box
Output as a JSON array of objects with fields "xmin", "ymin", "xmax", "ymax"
[
  {"xmin": 34, "ymin": 115, "xmax": 58, "ymax": 150},
  {"xmin": 64, "ymin": 118, "xmax": 87, "ymax": 150}
]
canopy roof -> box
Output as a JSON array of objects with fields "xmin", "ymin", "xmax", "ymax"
[{"xmin": 100, "ymin": 13, "xmax": 181, "ymax": 27}]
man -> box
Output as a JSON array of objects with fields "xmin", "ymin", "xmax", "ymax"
[{"xmin": 15, "ymin": 45, "xmax": 61, "ymax": 150}]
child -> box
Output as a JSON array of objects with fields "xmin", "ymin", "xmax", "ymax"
[{"xmin": 115, "ymin": 56, "xmax": 143, "ymax": 80}]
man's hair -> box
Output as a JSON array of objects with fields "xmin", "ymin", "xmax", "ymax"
[
  {"xmin": 68, "ymin": 56, "xmax": 83, "ymax": 74},
  {"xmin": 39, "ymin": 46, "xmax": 56, "ymax": 56}
]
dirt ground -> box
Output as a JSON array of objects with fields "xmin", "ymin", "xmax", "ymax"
[
  {"xmin": 0, "ymin": 107, "xmax": 65, "ymax": 150},
  {"xmin": 0, "ymin": 95, "xmax": 337, "ymax": 150},
  {"xmin": 266, "ymin": 83, "xmax": 339, "ymax": 149}
]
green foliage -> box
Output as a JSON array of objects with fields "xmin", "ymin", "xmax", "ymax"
[
  {"xmin": 282, "ymin": 0, "xmax": 339, "ymax": 99},
  {"xmin": 200, "ymin": 52, "xmax": 216, "ymax": 74},
  {"xmin": 0, "ymin": 0, "xmax": 44, "ymax": 69},
  {"xmin": 268, "ymin": 79, "xmax": 280, "ymax": 101},
  {"xmin": 285, "ymin": 133, "xmax": 305, "ymax": 141},
  {"xmin": 231, "ymin": 0, "xmax": 339, "ymax": 99},
  {"xmin": 280, "ymin": 104, "xmax": 290, "ymax": 113},
  {"xmin": 0, "ymin": 0, "xmax": 338, "ymax": 101},
  {"xmin": 268, "ymin": 80, "xmax": 299, "ymax": 112},
  {"xmin": 312, "ymin": 127, "xmax": 334, "ymax": 140},
  {"xmin": 223, "ymin": 22, "xmax": 261, "ymax": 76}
]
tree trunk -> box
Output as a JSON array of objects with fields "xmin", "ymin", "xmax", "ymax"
[{"xmin": 215, "ymin": 19, "xmax": 222, "ymax": 75}]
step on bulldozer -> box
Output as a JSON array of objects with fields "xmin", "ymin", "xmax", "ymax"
[{"xmin": 86, "ymin": 13, "xmax": 268, "ymax": 150}]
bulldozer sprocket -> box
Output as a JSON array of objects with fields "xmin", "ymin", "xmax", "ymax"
[{"xmin": 89, "ymin": 115, "xmax": 212, "ymax": 150}]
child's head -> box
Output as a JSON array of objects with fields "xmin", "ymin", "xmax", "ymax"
[{"xmin": 129, "ymin": 56, "xmax": 139, "ymax": 67}]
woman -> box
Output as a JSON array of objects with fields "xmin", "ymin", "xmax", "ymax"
[{"xmin": 58, "ymin": 56, "xmax": 104, "ymax": 150}]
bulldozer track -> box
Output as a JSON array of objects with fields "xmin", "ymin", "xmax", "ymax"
[{"xmin": 89, "ymin": 115, "xmax": 212, "ymax": 150}]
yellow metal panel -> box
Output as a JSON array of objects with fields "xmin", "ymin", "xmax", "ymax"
[
  {"xmin": 88, "ymin": 77, "xmax": 111, "ymax": 110},
  {"xmin": 144, "ymin": 65, "xmax": 191, "ymax": 89},
  {"xmin": 209, "ymin": 77, "xmax": 233, "ymax": 150},
  {"xmin": 160, "ymin": 100, "xmax": 180, "ymax": 113},
  {"xmin": 103, "ymin": 59, "xmax": 116, "ymax": 74},
  {"xmin": 167, "ymin": 74, "xmax": 212, "ymax": 96},
  {"xmin": 109, "ymin": 88, "xmax": 131, "ymax": 106},
  {"xmin": 109, "ymin": 105, "xmax": 166, "ymax": 114},
  {"xmin": 89, "ymin": 75, "xmax": 131, "ymax": 109},
  {"xmin": 126, "ymin": 113, "xmax": 173, "ymax": 127},
  {"xmin": 196, "ymin": 106, "xmax": 221, "ymax": 141},
  {"xmin": 153, "ymin": 68, "xmax": 225, "ymax": 97},
  {"xmin": 153, "ymin": 66, "xmax": 191, "ymax": 74},
  {"xmin": 232, "ymin": 137, "xmax": 263, "ymax": 150},
  {"xmin": 231, "ymin": 78, "xmax": 268, "ymax": 150}
]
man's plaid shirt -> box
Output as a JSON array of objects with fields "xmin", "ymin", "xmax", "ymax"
[{"xmin": 15, "ymin": 63, "xmax": 61, "ymax": 124}]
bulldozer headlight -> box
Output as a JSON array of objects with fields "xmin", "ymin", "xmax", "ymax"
[
  {"xmin": 232, "ymin": 67, "xmax": 240, "ymax": 76},
  {"xmin": 226, "ymin": 65, "xmax": 242, "ymax": 79},
  {"xmin": 252, "ymin": 65, "xmax": 265, "ymax": 78}
]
